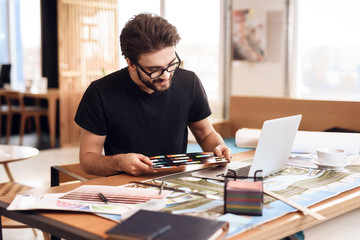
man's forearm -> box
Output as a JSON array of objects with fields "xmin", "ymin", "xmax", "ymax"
[
  {"xmin": 80, "ymin": 152, "xmax": 120, "ymax": 176},
  {"xmin": 198, "ymin": 131, "xmax": 226, "ymax": 152}
]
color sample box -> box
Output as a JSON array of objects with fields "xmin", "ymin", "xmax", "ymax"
[
  {"xmin": 224, "ymin": 179, "xmax": 263, "ymax": 216},
  {"xmin": 150, "ymin": 152, "xmax": 228, "ymax": 168}
]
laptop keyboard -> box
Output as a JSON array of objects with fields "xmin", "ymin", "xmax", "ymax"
[{"xmin": 219, "ymin": 165, "xmax": 251, "ymax": 178}]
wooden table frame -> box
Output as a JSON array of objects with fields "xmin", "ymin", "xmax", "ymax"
[
  {"xmin": 1, "ymin": 151, "xmax": 360, "ymax": 240},
  {"xmin": 50, "ymin": 164, "xmax": 101, "ymax": 187},
  {"xmin": 0, "ymin": 89, "xmax": 59, "ymax": 148}
]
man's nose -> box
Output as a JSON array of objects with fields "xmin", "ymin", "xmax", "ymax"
[{"xmin": 160, "ymin": 70, "xmax": 171, "ymax": 80}]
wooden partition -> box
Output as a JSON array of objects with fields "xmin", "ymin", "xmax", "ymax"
[
  {"xmin": 227, "ymin": 96, "xmax": 360, "ymax": 137},
  {"xmin": 57, "ymin": 0, "xmax": 119, "ymax": 147}
]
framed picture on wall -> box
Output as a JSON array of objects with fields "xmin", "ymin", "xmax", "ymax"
[{"xmin": 232, "ymin": 9, "xmax": 266, "ymax": 62}]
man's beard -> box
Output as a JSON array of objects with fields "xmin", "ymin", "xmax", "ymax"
[{"xmin": 136, "ymin": 68, "xmax": 173, "ymax": 92}]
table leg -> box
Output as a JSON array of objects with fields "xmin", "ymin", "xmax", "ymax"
[
  {"xmin": 51, "ymin": 234, "xmax": 61, "ymax": 240},
  {"xmin": 48, "ymin": 96, "xmax": 57, "ymax": 148},
  {"xmin": 50, "ymin": 166, "xmax": 60, "ymax": 187},
  {"xmin": 3, "ymin": 163, "xmax": 14, "ymax": 182}
]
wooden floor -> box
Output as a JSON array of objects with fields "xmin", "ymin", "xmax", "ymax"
[{"xmin": 1, "ymin": 133, "xmax": 360, "ymax": 239}]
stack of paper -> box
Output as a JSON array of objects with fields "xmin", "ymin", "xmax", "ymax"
[
  {"xmin": 7, "ymin": 185, "xmax": 170, "ymax": 218},
  {"xmin": 236, "ymin": 129, "xmax": 360, "ymax": 154}
]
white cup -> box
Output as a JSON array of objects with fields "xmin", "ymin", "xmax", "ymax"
[{"xmin": 316, "ymin": 148, "xmax": 347, "ymax": 165}]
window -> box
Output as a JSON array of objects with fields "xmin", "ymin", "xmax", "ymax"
[
  {"xmin": 0, "ymin": 0, "xmax": 9, "ymax": 63},
  {"xmin": 164, "ymin": 0, "xmax": 223, "ymax": 118},
  {"xmin": 0, "ymin": 0, "xmax": 41, "ymax": 90},
  {"xmin": 117, "ymin": 0, "xmax": 161, "ymax": 68},
  {"xmin": 20, "ymin": 0, "xmax": 41, "ymax": 87},
  {"xmin": 294, "ymin": 0, "xmax": 360, "ymax": 101}
]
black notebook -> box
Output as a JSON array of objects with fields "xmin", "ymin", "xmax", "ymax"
[{"xmin": 106, "ymin": 210, "xmax": 229, "ymax": 240}]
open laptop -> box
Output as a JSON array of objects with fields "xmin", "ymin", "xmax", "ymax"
[{"xmin": 191, "ymin": 114, "xmax": 302, "ymax": 180}]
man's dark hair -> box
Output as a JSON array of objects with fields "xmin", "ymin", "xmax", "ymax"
[{"xmin": 120, "ymin": 13, "xmax": 181, "ymax": 63}]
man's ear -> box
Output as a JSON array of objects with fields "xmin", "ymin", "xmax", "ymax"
[{"xmin": 127, "ymin": 58, "xmax": 136, "ymax": 70}]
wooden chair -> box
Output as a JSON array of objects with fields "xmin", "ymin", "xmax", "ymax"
[
  {"xmin": 0, "ymin": 182, "xmax": 36, "ymax": 234},
  {"xmin": 5, "ymin": 91, "xmax": 49, "ymax": 145},
  {"xmin": 0, "ymin": 183, "xmax": 51, "ymax": 240},
  {"xmin": 0, "ymin": 159, "xmax": 50, "ymax": 240}
]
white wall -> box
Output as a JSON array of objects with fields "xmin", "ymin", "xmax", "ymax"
[{"xmin": 231, "ymin": 0, "xmax": 288, "ymax": 97}]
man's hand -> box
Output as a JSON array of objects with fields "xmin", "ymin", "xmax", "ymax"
[
  {"xmin": 213, "ymin": 144, "xmax": 232, "ymax": 161},
  {"xmin": 116, "ymin": 153, "xmax": 158, "ymax": 176}
]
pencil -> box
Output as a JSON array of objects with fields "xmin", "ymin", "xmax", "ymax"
[{"xmin": 98, "ymin": 192, "xmax": 109, "ymax": 204}]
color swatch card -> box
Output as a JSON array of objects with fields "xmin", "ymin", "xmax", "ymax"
[
  {"xmin": 150, "ymin": 152, "xmax": 229, "ymax": 169},
  {"xmin": 59, "ymin": 185, "xmax": 170, "ymax": 204},
  {"xmin": 7, "ymin": 185, "xmax": 171, "ymax": 216}
]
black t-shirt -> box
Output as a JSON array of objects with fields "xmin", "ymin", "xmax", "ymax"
[{"xmin": 75, "ymin": 67, "xmax": 211, "ymax": 157}]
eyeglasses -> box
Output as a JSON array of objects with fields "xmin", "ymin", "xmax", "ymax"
[{"xmin": 136, "ymin": 52, "xmax": 181, "ymax": 79}]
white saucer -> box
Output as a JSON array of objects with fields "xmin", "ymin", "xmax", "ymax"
[{"xmin": 311, "ymin": 158, "xmax": 350, "ymax": 169}]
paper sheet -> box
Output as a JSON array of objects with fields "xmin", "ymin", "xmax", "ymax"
[
  {"xmin": 235, "ymin": 129, "xmax": 360, "ymax": 154},
  {"xmin": 7, "ymin": 185, "xmax": 170, "ymax": 216}
]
